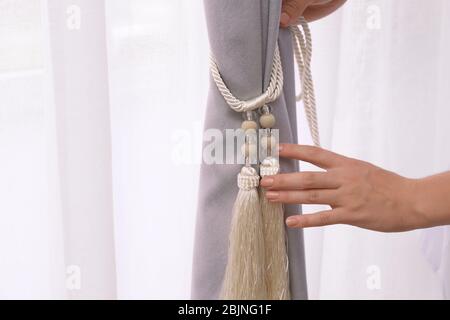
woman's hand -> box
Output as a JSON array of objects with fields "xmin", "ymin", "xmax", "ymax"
[
  {"xmin": 281, "ymin": 0, "xmax": 347, "ymax": 27},
  {"xmin": 261, "ymin": 144, "xmax": 430, "ymax": 232}
]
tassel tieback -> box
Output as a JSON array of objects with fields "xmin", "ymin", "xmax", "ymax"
[{"xmin": 210, "ymin": 17, "xmax": 318, "ymax": 300}]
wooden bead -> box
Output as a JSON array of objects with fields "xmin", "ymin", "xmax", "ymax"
[
  {"xmin": 260, "ymin": 136, "xmax": 277, "ymax": 150},
  {"xmin": 259, "ymin": 114, "xmax": 276, "ymax": 128},
  {"xmin": 241, "ymin": 143, "xmax": 257, "ymax": 158},
  {"xmin": 241, "ymin": 120, "xmax": 258, "ymax": 131}
]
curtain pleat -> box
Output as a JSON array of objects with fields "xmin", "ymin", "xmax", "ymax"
[{"xmin": 46, "ymin": 0, "xmax": 117, "ymax": 299}]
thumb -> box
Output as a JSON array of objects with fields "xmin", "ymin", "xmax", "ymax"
[{"xmin": 286, "ymin": 209, "xmax": 342, "ymax": 228}]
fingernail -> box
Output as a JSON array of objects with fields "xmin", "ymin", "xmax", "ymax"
[
  {"xmin": 280, "ymin": 13, "xmax": 290, "ymax": 26},
  {"xmin": 286, "ymin": 217, "xmax": 297, "ymax": 228},
  {"xmin": 266, "ymin": 191, "xmax": 279, "ymax": 200},
  {"xmin": 260, "ymin": 177, "xmax": 274, "ymax": 188},
  {"xmin": 277, "ymin": 144, "xmax": 284, "ymax": 152}
]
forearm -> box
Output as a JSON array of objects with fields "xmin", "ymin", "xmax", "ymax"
[{"xmin": 413, "ymin": 171, "xmax": 450, "ymax": 228}]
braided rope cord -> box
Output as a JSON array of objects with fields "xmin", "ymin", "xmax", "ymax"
[
  {"xmin": 291, "ymin": 18, "xmax": 320, "ymax": 147},
  {"xmin": 209, "ymin": 46, "xmax": 284, "ymax": 113},
  {"xmin": 210, "ymin": 17, "xmax": 320, "ymax": 147}
]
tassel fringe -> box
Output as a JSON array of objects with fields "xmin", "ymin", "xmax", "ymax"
[
  {"xmin": 260, "ymin": 157, "xmax": 290, "ymax": 300},
  {"xmin": 221, "ymin": 166, "xmax": 268, "ymax": 300}
]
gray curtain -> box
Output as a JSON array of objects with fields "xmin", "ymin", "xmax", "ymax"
[{"xmin": 191, "ymin": 0, "xmax": 308, "ymax": 300}]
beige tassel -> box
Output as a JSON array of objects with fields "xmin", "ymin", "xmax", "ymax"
[
  {"xmin": 221, "ymin": 166, "xmax": 268, "ymax": 300},
  {"xmin": 260, "ymin": 157, "xmax": 290, "ymax": 300}
]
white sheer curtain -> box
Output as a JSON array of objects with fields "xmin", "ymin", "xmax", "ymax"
[
  {"xmin": 0, "ymin": 0, "xmax": 449, "ymax": 300},
  {"xmin": 105, "ymin": 0, "xmax": 208, "ymax": 299},
  {"xmin": 305, "ymin": 0, "xmax": 450, "ymax": 299},
  {"xmin": 0, "ymin": 0, "xmax": 207, "ymax": 299}
]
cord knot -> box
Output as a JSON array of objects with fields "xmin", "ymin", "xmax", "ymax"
[
  {"xmin": 237, "ymin": 166, "xmax": 260, "ymax": 190},
  {"xmin": 260, "ymin": 157, "xmax": 280, "ymax": 177}
]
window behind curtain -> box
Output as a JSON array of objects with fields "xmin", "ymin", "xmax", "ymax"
[
  {"xmin": 0, "ymin": 0, "xmax": 47, "ymax": 216},
  {"xmin": 0, "ymin": 0, "xmax": 66, "ymax": 299}
]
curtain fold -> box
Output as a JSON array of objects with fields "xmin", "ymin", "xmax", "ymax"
[
  {"xmin": 0, "ymin": 0, "xmax": 117, "ymax": 299},
  {"xmin": 191, "ymin": 0, "xmax": 308, "ymax": 300},
  {"xmin": 46, "ymin": 0, "xmax": 117, "ymax": 299}
]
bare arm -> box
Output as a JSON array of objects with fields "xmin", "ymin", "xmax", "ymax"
[
  {"xmin": 260, "ymin": 144, "xmax": 450, "ymax": 232},
  {"xmin": 414, "ymin": 171, "xmax": 450, "ymax": 228}
]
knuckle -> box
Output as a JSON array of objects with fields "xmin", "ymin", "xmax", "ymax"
[
  {"xmin": 358, "ymin": 165, "xmax": 372, "ymax": 179},
  {"xmin": 300, "ymin": 173, "xmax": 315, "ymax": 189},
  {"xmin": 335, "ymin": 168, "xmax": 348, "ymax": 182},
  {"xmin": 344, "ymin": 157, "xmax": 360, "ymax": 166},
  {"xmin": 307, "ymin": 146, "xmax": 327, "ymax": 164},
  {"xmin": 280, "ymin": 191, "xmax": 290, "ymax": 202},
  {"xmin": 318, "ymin": 213, "xmax": 332, "ymax": 226},
  {"xmin": 307, "ymin": 190, "xmax": 319, "ymax": 203},
  {"xmin": 290, "ymin": 144, "xmax": 303, "ymax": 157},
  {"xmin": 307, "ymin": 146, "xmax": 321, "ymax": 157},
  {"xmin": 345, "ymin": 211, "xmax": 360, "ymax": 225},
  {"xmin": 301, "ymin": 215, "xmax": 312, "ymax": 228},
  {"xmin": 273, "ymin": 175, "xmax": 285, "ymax": 188},
  {"xmin": 350, "ymin": 196, "xmax": 366, "ymax": 213},
  {"xmin": 284, "ymin": 0, "xmax": 301, "ymax": 12}
]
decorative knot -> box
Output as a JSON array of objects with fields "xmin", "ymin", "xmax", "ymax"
[
  {"xmin": 260, "ymin": 157, "xmax": 280, "ymax": 177},
  {"xmin": 237, "ymin": 166, "xmax": 260, "ymax": 190}
]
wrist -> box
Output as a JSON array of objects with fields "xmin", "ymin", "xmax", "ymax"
[{"xmin": 408, "ymin": 178, "xmax": 434, "ymax": 229}]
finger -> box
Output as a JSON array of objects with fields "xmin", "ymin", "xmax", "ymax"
[
  {"xmin": 286, "ymin": 209, "xmax": 343, "ymax": 228},
  {"xmin": 281, "ymin": 0, "xmax": 312, "ymax": 27},
  {"xmin": 303, "ymin": 0, "xmax": 347, "ymax": 22},
  {"xmin": 266, "ymin": 189, "xmax": 339, "ymax": 205},
  {"xmin": 261, "ymin": 171, "xmax": 340, "ymax": 190},
  {"xmin": 279, "ymin": 144, "xmax": 347, "ymax": 169}
]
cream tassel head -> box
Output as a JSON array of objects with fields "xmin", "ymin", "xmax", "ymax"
[
  {"xmin": 221, "ymin": 166, "xmax": 268, "ymax": 300},
  {"xmin": 260, "ymin": 157, "xmax": 281, "ymax": 177}
]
